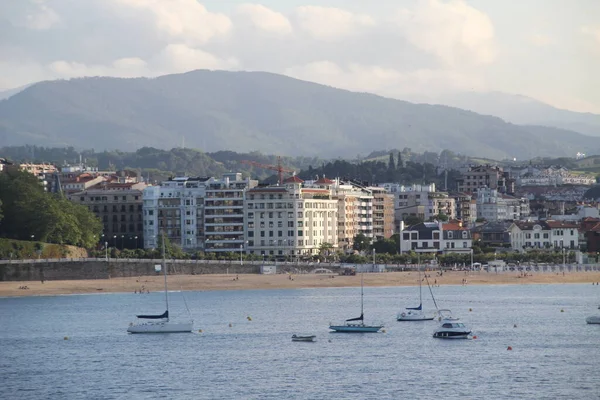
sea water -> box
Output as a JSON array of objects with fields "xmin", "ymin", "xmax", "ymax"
[{"xmin": 1, "ymin": 283, "xmax": 599, "ymax": 399}]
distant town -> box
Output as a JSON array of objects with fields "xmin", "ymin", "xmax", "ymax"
[{"xmin": 1, "ymin": 154, "xmax": 600, "ymax": 265}]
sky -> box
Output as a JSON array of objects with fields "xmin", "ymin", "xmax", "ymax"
[{"xmin": 1, "ymin": 0, "xmax": 599, "ymax": 113}]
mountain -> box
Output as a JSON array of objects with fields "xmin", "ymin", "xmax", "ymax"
[
  {"xmin": 0, "ymin": 70, "xmax": 599, "ymax": 159},
  {"xmin": 0, "ymin": 84, "xmax": 32, "ymax": 100},
  {"xmin": 432, "ymin": 91, "xmax": 600, "ymax": 137}
]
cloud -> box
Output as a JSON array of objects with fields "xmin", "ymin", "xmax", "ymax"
[
  {"xmin": 113, "ymin": 0, "xmax": 232, "ymax": 46},
  {"xmin": 285, "ymin": 61, "xmax": 485, "ymax": 98},
  {"xmin": 25, "ymin": 3, "xmax": 60, "ymax": 30},
  {"xmin": 394, "ymin": 0, "xmax": 496, "ymax": 67},
  {"xmin": 528, "ymin": 34, "xmax": 553, "ymax": 47},
  {"xmin": 235, "ymin": 4, "xmax": 292, "ymax": 35},
  {"xmin": 46, "ymin": 45, "xmax": 238, "ymax": 81},
  {"xmin": 581, "ymin": 26, "xmax": 600, "ymax": 44},
  {"xmin": 292, "ymin": 6, "xmax": 375, "ymax": 40}
]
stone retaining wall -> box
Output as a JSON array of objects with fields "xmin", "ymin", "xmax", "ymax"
[{"xmin": 0, "ymin": 261, "xmax": 340, "ymax": 282}]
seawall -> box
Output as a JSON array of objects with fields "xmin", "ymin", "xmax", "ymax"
[{"xmin": 0, "ymin": 259, "xmax": 344, "ymax": 282}]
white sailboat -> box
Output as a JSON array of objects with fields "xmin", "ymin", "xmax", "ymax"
[
  {"xmin": 329, "ymin": 272, "xmax": 383, "ymax": 333},
  {"xmin": 127, "ymin": 235, "xmax": 193, "ymax": 334},
  {"xmin": 397, "ymin": 264, "xmax": 435, "ymax": 321}
]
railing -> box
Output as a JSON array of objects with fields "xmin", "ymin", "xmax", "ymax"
[{"xmin": 0, "ymin": 258, "xmax": 599, "ymax": 273}]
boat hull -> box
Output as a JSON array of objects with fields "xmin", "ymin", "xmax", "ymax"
[
  {"xmin": 292, "ymin": 335, "xmax": 316, "ymax": 342},
  {"xmin": 127, "ymin": 321, "xmax": 193, "ymax": 333},
  {"xmin": 432, "ymin": 330, "xmax": 471, "ymax": 339},
  {"xmin": 397, "ymin": 311, "xmax": 435, "ymax": 321},
  {"xmin": 329, "ymin": 324, "xmax": 383, "ymax": 333},
  {"xmin": 586, "ymin": 316, "xmax": 600, "ymax": 324}
]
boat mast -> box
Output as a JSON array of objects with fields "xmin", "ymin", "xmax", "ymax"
[
  {"xmin": 162, "ymin": 233, "xmax": 169, "ymax": 320},
  {"xmin": 418, "ymin": 262, "xmax": 422, "ymax": 306},
  {"xmin": 360, "ymin": 272, "xmax": 364, "ymax": 317}
]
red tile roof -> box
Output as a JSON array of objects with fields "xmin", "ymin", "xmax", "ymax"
[
  {"xmin": 284, "ymin": 175, "xmax": 304, "ymax": 184},
  {"xmin": 315, "ymin": 177, "xmax": 335, "ymax": 184}
]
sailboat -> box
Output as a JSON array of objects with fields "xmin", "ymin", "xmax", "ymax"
[
  {"xmin": 329, "ymin": 272, "xmax": 383, "ymax": 333},
  {"xmin": 397, "ymin": 264, "xmax": 435, "ymax": 321},
  {"xmin": 127, "ymin": 235, "xmax": 193, "ymax": 334}
]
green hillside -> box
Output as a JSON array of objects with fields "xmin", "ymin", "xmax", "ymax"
[{"xmin": 1, "ymin": 70, "xmax": 599, "ymax": 159}]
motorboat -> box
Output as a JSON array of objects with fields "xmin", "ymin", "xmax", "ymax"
[
  {"xmin": 329, "ymin": 273, "xmax": 383, "ymax": 333},
  {"xmin": 292, "ymin": 334, "xmax": 316, "ymax": 342},
  {"xmin": 432, "ymin": 309, "xmax": 471, "ymax": 339},
  {"xmin": 586, "ymin": 315, "xmax": 600, "ymax": 324}
]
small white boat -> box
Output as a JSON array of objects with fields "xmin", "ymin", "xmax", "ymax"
[
  {"xmin": 127, "ymin": 235, "xmax": 193, "ymax": 334},
  {"xmin": 397, "ymin": 265, "xmax": 435, "ymax": 321},
  {"xmin": 329, "ymin": 273, "xmax": 383, "ymax": 333},
  {"xmin": 433, "ymin": 309, "xmax": 471, "ymax": 339},
  {"xmin": 292, "ymin": 334, "xmax": 316, "ymax": 342}
]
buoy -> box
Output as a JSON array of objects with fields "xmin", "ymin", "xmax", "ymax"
[
  {"xmin": 247, "ymin": 316, "xmax": 252, "ymax": 321},
  {"xmin": 381, "ymin": 329, "xmax": 386, "ymax": 333},
  {"xmin": 472, "ymin": 335, "xmax": 477, "ymax": 339},
  {"xmin": 63, "ymin": 336, "xmax": 69, "ymax": 340},
  {"xmin": 229, "ymin": 323, "xmax": 232, "ymax": 328},
  {"xmin": 198, "ymin": 329, "xmax": 203, "ymax": 333},
  {"xmin": 513, "ymin": 324, "xmax": 517, "ymax": 328},
  {"xmin": 507, "ymin": 346, "xmax": 512, "ymax": 350},
  {"xmin": 560, "ymin": 309, "xmax": 564, "ymax": 312},
  {"xmin": 469, "ymin": 308, "xmax": 472, "ymax": 312}
]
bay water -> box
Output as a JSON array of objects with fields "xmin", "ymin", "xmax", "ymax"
[{"xmin": 1, "ymin": 283, "xmax": 599, "ymax": 399}]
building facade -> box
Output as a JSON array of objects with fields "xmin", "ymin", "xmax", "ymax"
[
  {"xmin": 244, "ymin": 176, "xmax": 338, "ymax": 259},
  {"xmin": 70, "ymin": 181, "xmax": 147, "ymax": 249}
]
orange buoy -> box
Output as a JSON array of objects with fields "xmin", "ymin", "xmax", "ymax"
[
  {"xmin": 472, "ymin": 335, "xmax": 477, "ymax": 339},
  {"xmin": 507, "ymin": 346, "xmax": 513, "ymax": 350},
  {"xmin": 247, "ymin": 316, "xmax": 252, "ymax": 321}
]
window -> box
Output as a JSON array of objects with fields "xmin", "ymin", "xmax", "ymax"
[
  {"xmin": 269, "ymin": 231, "xmax": 274, "ymax": 237},
  {"xmin": 288, "ymin": 221, "xmax": 294, "ymax": 228},
  {"xmin": 288, "ymin": 230, "xmax": 294, "ymax": 237},
  {"xmin": 260, "ymin": 231, "xmax": 265, "ymax": 237},
  {"xmin": 278, "ymin": 231, "xmax": 283, "ymax": 237},
  {"xmin": 248, "ymin": 212, "xmax": 254, "ymax": 219},
  {"xmin": 298, "ymin": 230, "xmax": 303, "ymax": 236},
  {"xmin": 248, "ymin": 231, "xmax": 254, "ymax": 237}
]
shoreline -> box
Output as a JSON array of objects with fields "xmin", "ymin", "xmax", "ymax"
[{"xmin": 2, "ymin": 270, "xmax": 600, "ymax": 297}]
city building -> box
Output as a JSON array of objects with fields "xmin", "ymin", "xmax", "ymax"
[
  {"xmin": 70, "ymin": 181, "xmax": 148, "ymax": 249},
  {"xmin": 204, "ymin": 173, "xmax": 257, "ymax": 253},
  {"xmin": 143, "ymin": 176, "xmax": 210, "ymax": 250},
  {"xmin": 476, "ymin": 188, "xmax": 530, "ymax": 221},
  {"xmin": 331, "ymin": 179, "xmax": 373, "ymax": 251},
  {"xmin": 245, "ymin": 175, "xmax": 338, "ymax": 259},
  {"xmin": 399, "ymin": 221, "xmax": 472, "ymax": 254},
  {"xmin": 393, "ymin": 183, "xmax": 456, "ymax": 223},
  {"xmin": 457, "ymin": 165, "xmax": 514, "ymax": 194},
  {"xmin": 142, "ymin": 173, "xmax": 257, "ymax": 252},
  {"xmin": 441, "ymin": 221, "xmax": 473, "ymax": 254},
  {"xmin": 508, "ymin": 220, "xmax": 578, "ymax": 251},
  {"xmin": 369, "ymin": 186, "xmax": 395, "ymax": 241},
  {"xmin": 449, "ymin": 192, "xmax": 477, "ymax": 227}
]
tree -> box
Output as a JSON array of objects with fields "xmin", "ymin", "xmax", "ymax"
[
  {"xmin": 0, "ymin": 199, "xmax": 3, "ymax": 224},
  {"xmin": 403, "ymin": 215, "xmax": 423, "ymax": 227},
  {"xmin": 353, "ymin": 233, "xmax": 371, "ymax": 252},
  {"xmin": 430, "ymin": 212, "xmax": 448, "ymax": 222},
  {"xmin": 388, "ymin": 152, "xmax": 396, "ymax": 171}
]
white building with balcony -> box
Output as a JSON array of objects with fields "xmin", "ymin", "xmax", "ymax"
[{"xmin": 244, "ymin": 175, "xmax": 338, "ymax": 259}]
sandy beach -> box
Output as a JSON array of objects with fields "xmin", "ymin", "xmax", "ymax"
[{"xmin": 2, "ymin": 270, "xmax": 600, "ymax": 297}]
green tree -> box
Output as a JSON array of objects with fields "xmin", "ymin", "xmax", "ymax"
[
  {"xmin": 353, "ymin": 233, "xmax": 371, "ymax": 252},
  {"xmin": 403, "ymin": 215, "xmax": 423, "ymax": 227}
]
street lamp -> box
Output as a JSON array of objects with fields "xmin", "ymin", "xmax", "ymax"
[
  {"xmin": 134, "ymin": 236, "xmax": 138, "ymax": 250},
  {"xmin": 372, "ymin": 248, "xmax": 376, "ymax": 271},
  {"xmin": 121, "ymin": 235, "xmax": 125, "ymax": 250},
  {"xmin": 240, "ymin": 244, "xmax": 244, "ymax": 266},
  {"xmin": 105, "ymin": 241, "xmax": 108, "ymax": 262},
  {"xmin": 470, "ymin": 248, "xmax": 474, "ymax": 271}
]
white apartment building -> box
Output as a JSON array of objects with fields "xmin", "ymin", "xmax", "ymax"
[
  {"xmin": 204, "ymin": 173, "xmax": 257, "ymax": 253},
  {"xmin": 399, "ymin": 221, "xmax": 472, "ymax": 254},
  {"xmin": 508, "ymin": 220, "xmax": 579, "ymax": 251},
  {"xmin": 244, "ymin": 176, "xmax": 338, "ymax": 258},
  {"xmin": 142, "ymin": 177, "xmax": 209, "ymax": 250},
  {"xmin": 477, "ymin": 188, "xmax": 530, "ymax": 221},
  {"xmin": 143, "ymin": 173, "xmax": 257, "ymax": 251},
  {"xmin": 330, "ymin": 179, "xmax": 373, "ymax": 251}
]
